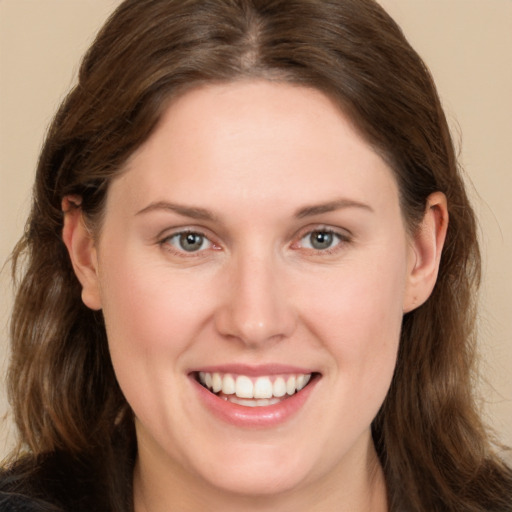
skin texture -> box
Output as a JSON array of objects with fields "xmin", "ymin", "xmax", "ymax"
[{"xmin": 63, "ymin": 81, "xmax": 448, "ymax": 511}]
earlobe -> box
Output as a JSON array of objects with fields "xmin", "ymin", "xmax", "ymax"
[
  {"xmin": 62, "ymin": 196, "xmax": 102, "ymax": 310},
  {"xmin": 403, "ymin": 192, "xmax": 448, "ymax": 313}
]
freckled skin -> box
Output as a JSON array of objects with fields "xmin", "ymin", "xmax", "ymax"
[{"xmin": 85, "ymin": 81, "xmax": 422, "ymax": 511}]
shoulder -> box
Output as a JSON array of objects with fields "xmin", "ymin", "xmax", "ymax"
[
  {"xmin": 0, "ymin": 423, "xmax": 136, "ymax": 512},
  {"xmin": 0, "ymin": 490, "xmax": 60, "ymax": 512},
  {"xmin": 0, "ymin": 468, "xmax": 61, "ymax": 511},
  {"xmin": 0, "ymin": 456, "xmax": 65, "ymax": 511},
  {"xmin": 0, "ymin": 451, "xmax": 107, "ymax": 512}
]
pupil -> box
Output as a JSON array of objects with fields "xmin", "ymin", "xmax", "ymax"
[
  {"xmin": 180, "ymin": 233, "xmax": 203, "ymax": 251},
  {"xmin": 311, "ymin": 231, "xmax": 332, "ymax": 250}
]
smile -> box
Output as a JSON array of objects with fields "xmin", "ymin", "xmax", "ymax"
[
  {"xmin": 191, "ymin": 367, "xmax": 320, "ymax": 427},
  {"xmin": 197, "ymin": 372, "xmax": 312, "ymax": 407}
]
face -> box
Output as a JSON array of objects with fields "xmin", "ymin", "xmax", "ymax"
[{"xmin": 81, "ymin": 81, "xmax": 423, "ymax": 498}]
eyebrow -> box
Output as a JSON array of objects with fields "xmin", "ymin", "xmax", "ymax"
[
  {"xmin": 294, "ymin": 198, "xmax": 373, "ymax": 218},
  {"xmin": 135, "ymin": 197, "xmax": 373, "ymax": 221},
  {"xmin": 135, "ymin": 201, "xmax": 217, "ymax": 221}
]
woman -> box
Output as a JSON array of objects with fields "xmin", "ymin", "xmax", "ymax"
[{"xmin": 1, "ymin": 0, "xmax": 511, "ymax": 510}]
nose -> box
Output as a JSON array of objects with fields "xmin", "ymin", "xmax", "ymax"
[{"xmin": 214, "ymin": 251, "xmax": 297, "ymax": 348}]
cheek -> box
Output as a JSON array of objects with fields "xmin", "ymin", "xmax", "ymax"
[
  {"xmin": 96, "ymin": 243, "xmax": 207, "ymax": 397},
  {"xmin": 99, "ymin": 246, "xmax": 208, "ymax": 349},
  {"xmin": 97, "ymin": 251, "xmax": 217, "ymax": 442},
  {"xmin": 300, "ymin": 250, "xmax": 406, "ymax": 398}
]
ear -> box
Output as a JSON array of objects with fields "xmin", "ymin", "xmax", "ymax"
[
  {"xmin": 62, "ymin": 196, "xmax": 102, "ymax": 310},
  {"xmin": 403, "ymin": 192, "xmax": 448, "ymax": 313}
]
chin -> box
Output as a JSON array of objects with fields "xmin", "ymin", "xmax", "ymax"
[
  {"xmin": 179, "ymin": 439, "xmax": 314, "ymax": 498},
  {"xmin": 199, "ymin": 461, "xmax": 309, "ymax": 498}
]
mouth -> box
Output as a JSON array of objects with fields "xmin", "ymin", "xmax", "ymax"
[{"xmin": 193, "ymin": 371, "xmax": 318, "ymax": 408}]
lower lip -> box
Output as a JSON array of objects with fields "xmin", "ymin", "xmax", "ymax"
[{"xmin": 191, "ymin": 375, "xmax": 319, "ymax": 428}]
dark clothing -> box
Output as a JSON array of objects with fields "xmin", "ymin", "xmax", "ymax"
[
  {"xmin": 0, "ymin": 446, "xmax": 134, "ymax": 512},
  {"xmin": 0, "ymin": 493, "xmax": 58, "ymax": 512},
  {"xmin": 0, "ymin": 421, "xmax": 135, "ymax": 512},
  {"xmin": 0, "ymin": 451, "xmax": 105, "ymax": 511}
]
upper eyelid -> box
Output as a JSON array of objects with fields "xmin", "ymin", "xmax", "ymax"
[
  {"xmin": 294, "ymin": 224, "xmax": 353, "ymax": 240},
  {"xmin": 289, "ymin": 226, "xmax": 353, "ymax": 255},
  {"xmin": 157, "ymin": 228, "xmax": 215, "ymax": 252},
  {"xmin": 158, "ymin": 230, "xmax": 216, "ymax": 257},
  {"xmin": 297, "ymin": 229, "xmax": 349, "ymax": 247},
  {"xmin": 157, "ymin": 226, "xmax": 212, "ymax": 242},
  {"xmin": 155, "ymin": 224, "xmax": 352, "ymax": 247}
]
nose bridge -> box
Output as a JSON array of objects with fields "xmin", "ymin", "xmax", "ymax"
[{"xmin": 215, "ymin": 243, "xmax": 296, "ymax": 346}]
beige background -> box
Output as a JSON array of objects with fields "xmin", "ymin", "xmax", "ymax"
[{"xmin": 0, "ymin": 0, "xmax": 511, "ymax": 458}]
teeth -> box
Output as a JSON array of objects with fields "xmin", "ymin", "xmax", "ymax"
[
  {"xmin": 286, "ymin": 375, "xmax": 296, "ymax": 395},
  {"xmin": 236, "ymin": 376, "xmax": 253, "ymax": 398},
  {"xmin": 198, "ymin": 372, "xmax": 313, "ymax": 400},
  {"xmin": 273, "ymin": 377, "xmax": 286, "ymax": 397},
  {"xmin": 212, "ymin": 373, "xmax": 223, "ymax": 393},
  {"xmin": 254, "ymin": 377, "xmax": 273, "ymax": 399},
  {"xmin": 227, "ymin": 396, "xmax": 282, "ymax": 407},
  {"xmin": 221, "ymin": 374, "xmax": 235, "ymax": 395},
  {"xmin": 296, "ymin": 374, "xmax": 311, "ymax": 391}
]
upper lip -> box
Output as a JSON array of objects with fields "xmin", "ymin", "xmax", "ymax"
[{"xmin": 189, "ymin": 364, "xmax": 318, "ymax": 377}]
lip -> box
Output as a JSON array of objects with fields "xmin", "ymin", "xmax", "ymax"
[
  {"xmin": 191, "ymin": 363, "xmax": 316, "ymax": 377},
  {"xmin": 189, "ymin": 366, "xmax": 320, "ymax": 428}
]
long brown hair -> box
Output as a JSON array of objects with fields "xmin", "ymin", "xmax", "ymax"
[{"xmin": 7, "ymin": 0, "xmax": 512, "ymax": 510}]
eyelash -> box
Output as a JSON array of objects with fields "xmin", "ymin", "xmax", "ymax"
[
  {"xmin": 294, "ymin": 227, "xmax": 351, "ymax": 255},
  {"xmin": 158, "ymin": 226, "xmax": 351, "ymax": 257},
  {"xmin": 159, "ymin": 230, "xmax": 218, "ymax": 256}
]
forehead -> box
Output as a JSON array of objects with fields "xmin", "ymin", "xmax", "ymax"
[{"xmin": 108, "ymin": 80, "xmax": 399, "ymax": 219}]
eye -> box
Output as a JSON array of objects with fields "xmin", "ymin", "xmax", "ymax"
[
  {"xmin": 298, "ymin": 229, "xmax": 346, "ymax": 251},
  {"xmin": 165, "ymin": 231, "xmax": 212, "ymax": 253}
]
